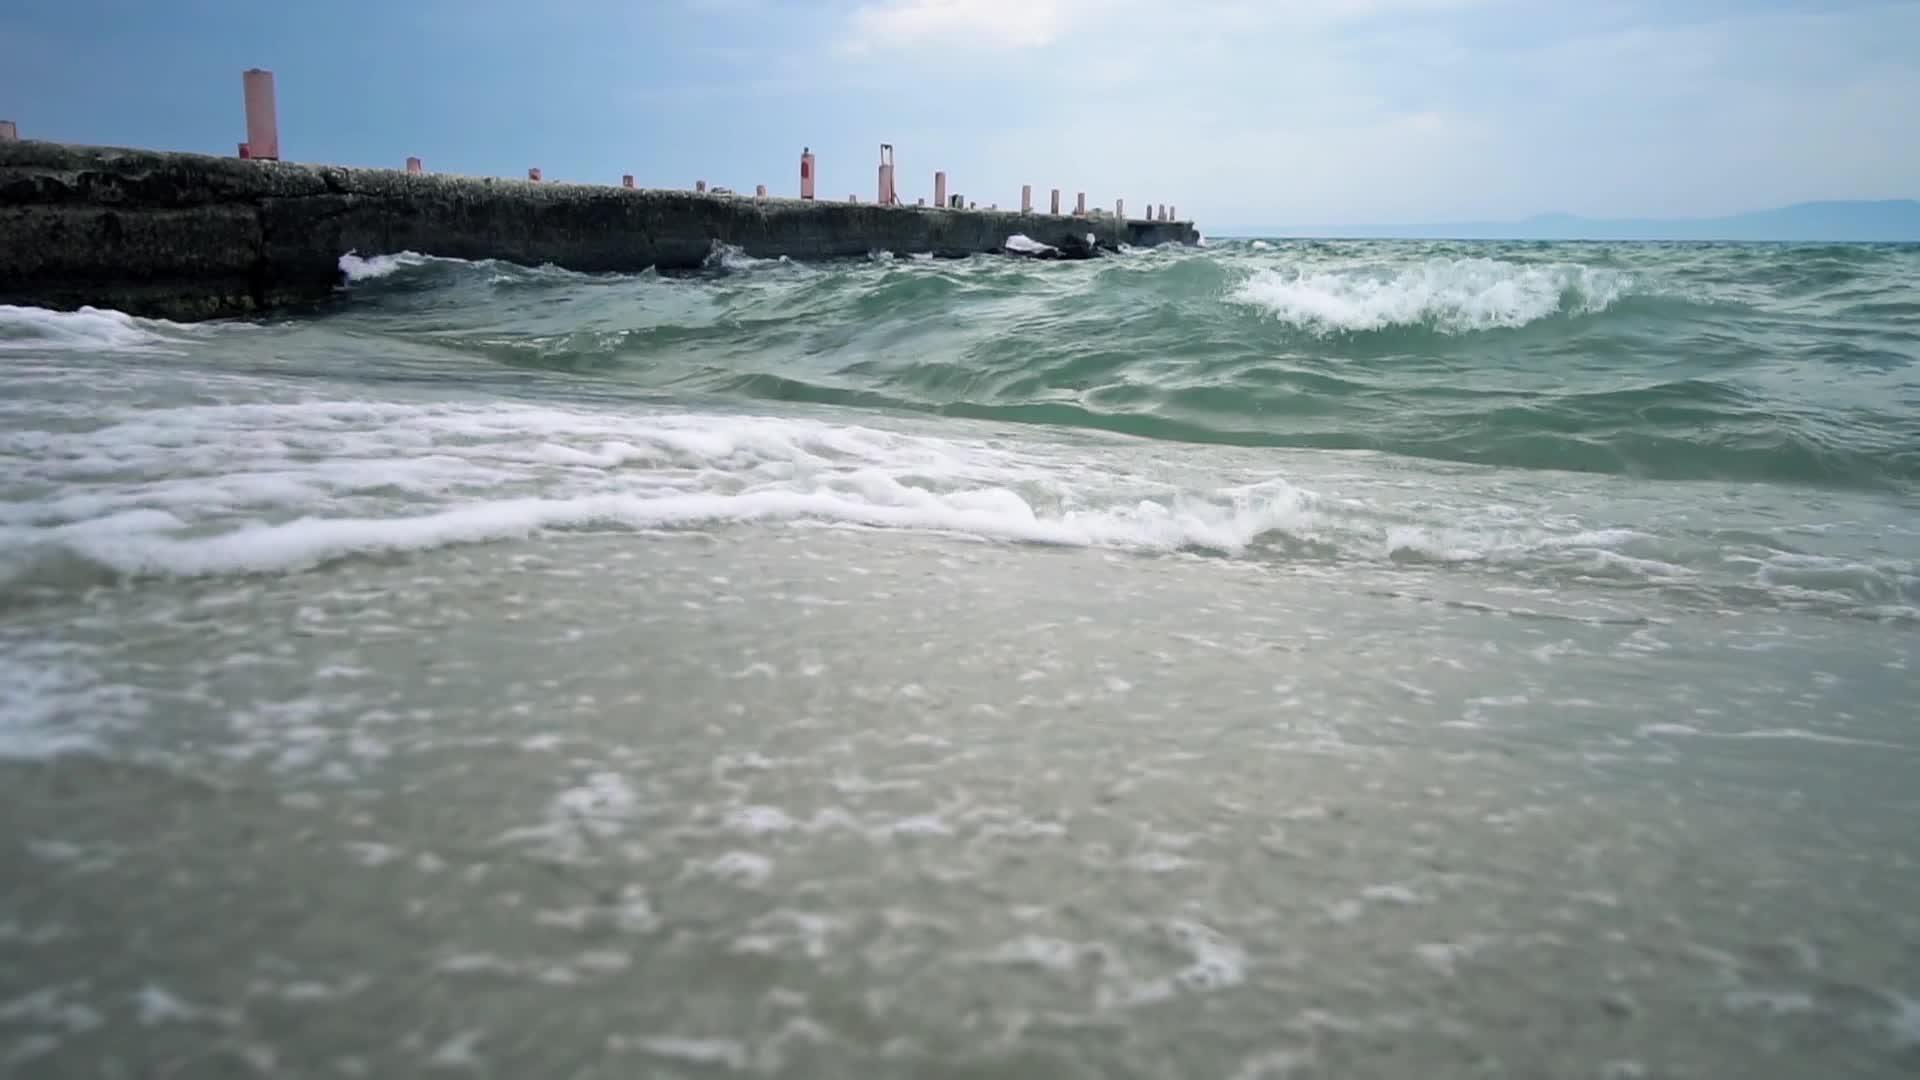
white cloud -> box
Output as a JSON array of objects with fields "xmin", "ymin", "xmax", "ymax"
[{"xmin": 845, "ymin": 0, "xmax": 1078, "ymax": 51}]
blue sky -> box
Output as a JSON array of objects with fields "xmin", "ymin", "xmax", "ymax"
[{"xmin": 3, "ymin": 0, "xmax": 1915, "ymax": 226}]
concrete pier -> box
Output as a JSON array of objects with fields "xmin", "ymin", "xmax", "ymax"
[{"xmin": 0, "ymin": 140, "xmax": 1200, "ymax": 320}]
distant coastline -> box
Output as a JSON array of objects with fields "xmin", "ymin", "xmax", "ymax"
[{"xmin": 1216, "ymin": 199, "xmax": 1920, "ymax": 243}]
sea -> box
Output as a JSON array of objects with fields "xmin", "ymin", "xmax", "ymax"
[{"xmin": 1, "ymin": 239, "xmax": 1916, "ymax": 1078}]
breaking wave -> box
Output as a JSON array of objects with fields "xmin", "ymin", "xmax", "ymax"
[{"xmin": 1229, "ymin": 257, "xmax": 1639, "ymax": 334}]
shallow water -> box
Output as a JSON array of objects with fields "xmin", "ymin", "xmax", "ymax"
[{"xmin": 2, "ymin": 240, "xmax": 1917, "ymax": 1077}]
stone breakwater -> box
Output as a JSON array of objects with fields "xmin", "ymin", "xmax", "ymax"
[{"xmin": 0, "ymin": 141, "xmax": 1200, "ymax": 320}]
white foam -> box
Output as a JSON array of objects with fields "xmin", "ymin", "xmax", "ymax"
[
  {"xmin": 701, "ymin": 851, "xmax": 774, "ymax": 887},
  {"xmin": 428, "ymin": 1029, "xmax": 485, "ymax": 1068},
  {"xmin": 726, "ymin": 806, "xmax": 798, "ymax": 835},
  {"xmin": 703, "ymin": 242, "xmax": 770, "ymax": 272},
  {"xmin": 1230, "ymin": 257, "xmax": 1637, "ymax": 334},
  {"xmin": 0, "ymin": 651, "xmax": 143, "ymax": 761},
  {"xmin": 337, "ymin": 251, "xmax": 438, "ymax": 282},
  {"xmin": 622, "ymin": 1037, "xmax": 750, "ymax": 1070},
  {"xmin": 133, "ymin": 985, "xmax": 199, "ymax": 1026},
  {"xmin": 985, "ymin": 936, "xmax": 1082, "ymax": 973},
  {"xmin": 1361, "ymin": 884, "xmax": 1424, "ymax": 905},
  {"xmin": 0, "ymin": 400, "xmax": 1724, "ymax": 588},
  {"xmin": 0, "ymin": 304, "xmax": 181, "ymax": 352},
  {"xmin": 1004, "ymin": 234, "xmax": 1055, "ymax": 256}
]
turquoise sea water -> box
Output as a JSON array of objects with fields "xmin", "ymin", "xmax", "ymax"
[{"xmin": 1, "ymin": 239, "xmax": 1916, "ymax": 1077}]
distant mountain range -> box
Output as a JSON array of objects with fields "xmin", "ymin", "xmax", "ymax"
[{"xmin": 1218, "ymin": 200, "xmax": 1920, "ymax": 242}]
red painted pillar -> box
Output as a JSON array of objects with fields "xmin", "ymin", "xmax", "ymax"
[
  {"xmin": 800, "ymin": 147, "xmax": 816, "ymax": 200},
  {"xmin": 1050, "ymin": 189, "xmax": 1061, "ymax": 214},
  {"xmin": 528, "ymin": 168, "xmax": 542, "ymax": 182},
  {"xmin": 934, "ymin": 171, "xmax": 946, "ymax": 208},
  {"xmin": 242, "ymin": 68, "xmax": 279, "ymax": 160},
  {"xmin": 406, "ymin": 157, "xmax": 422, "ymax": 175},
  {"xmin": 1022, "ymin": 185, "xmax": 1032, "ymax": 213},
  {"xmin": 237, "ymin": 143, "xmax": 251, "ymax": 159}
]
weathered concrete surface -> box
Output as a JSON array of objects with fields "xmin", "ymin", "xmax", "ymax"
[{"xmin": 0, "ymin": 141, "xmax": 1201, "ymax": 320}]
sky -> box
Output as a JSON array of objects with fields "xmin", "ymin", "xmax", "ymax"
[{"xmin": 2, "ymin": 0, "xmax": 1915, "ymax": 227}]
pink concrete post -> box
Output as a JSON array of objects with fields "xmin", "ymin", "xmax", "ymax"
[
  {"xmin": 800, "ymin": 147, "xmax": 816, "ymax": 200},
  {"xmin": 528, "ymin": 168, "xmax": 541, "ymax": 181},
  {"xmin": 877, "ymin": 144, "xmax": 897, "ymax": 206},
  {"xmin": 934, "ymin": 171, "xmax": 947, "ymax": 208},
  {"xmin": 406, "ymin": 157, "xmax": 422, "ymax": 175},
  {"xmin": 756, "ymin": 183, "xmax": 767, "ymax": 197},
  {"xmin": 696, "ymin": 180, "xmax": 707, "ymax": 193},
  {"xmin": 1050, "ymin": 189, "xmax": 1061, "ymax": 214},
  {"xmin": 1022, "ymin": 185, "xmax": 1032, "ymax": 213},
  {"xmin": 1075, "ymin": 192, "xmax": 1086, "ymax": 215},
  {"xmin": 0, "ymin": 121, "xmax": 17, "ymax": 142},
  {"xmin": 242, "ymin": 68, "xmax": 279, "ymax": 161},
  {"xmin": 623, "ymin": 174, "xmax": 635, "ymax": 188}
]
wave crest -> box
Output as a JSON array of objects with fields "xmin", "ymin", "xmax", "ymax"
[
  {"xmin": 338, "ymin": 251, "xmax": 442, "ymax": 282},
  {"xmin": 0, "ymin": 304, "xmax": 184, "ymax": 351},
  {"xmin": 1229, "ymin": 257, "xmax": 1638, "ymax": 334}
]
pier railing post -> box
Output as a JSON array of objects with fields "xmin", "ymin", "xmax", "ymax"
[
  {"xmin": 1075, "ymin": 192, "xmax": 1086, "ymax": 216},
  {"xmin": 406, "ymin": 157, "xmax": 422, "ymax": 175},
  {"xmin": 1022, "ymin": 185, "xmax": 1032, "ymax": 213},
  {"xmin": 242, "ymin": 68, "xmax": 279, "ymax": 160},
  {"xmin": 1170, "ymin": 205, "xmax": 1177, "ymax": 221},
  {"xmin": 696, "ymin": 180, "xmax": 707, "ymax": 193},
  {"xmin": 756, "ymin": 184, "xmax": 767, "ymax": 198},
  {"xmin": 878, "ymin": 143, "xmax": 897, "ymax": 206},
  {"xmin": 0, "ymin": 121, "xmax": 17, "ymax": 142},
  {"xmin": 623, "ymin": 175, "xmax": 635, "ymax": 188},
  {"xmin": 1116, "ymin": 198, "xmax": 1124, "ymax": 219},
  {"xmin": 528, "ymin": 168, "xmax": 541, "ymax": 182},
  {"xmin": 800, "ymin": 147, "xmax": 816, "ymax": 200},
  {"xmin": 1050, "ymin": 188, "xmax": 1060, "ymax": 214},
  {"xmin": 934, "ymin": 171, "xmax": 947, "ymax": 208}
]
